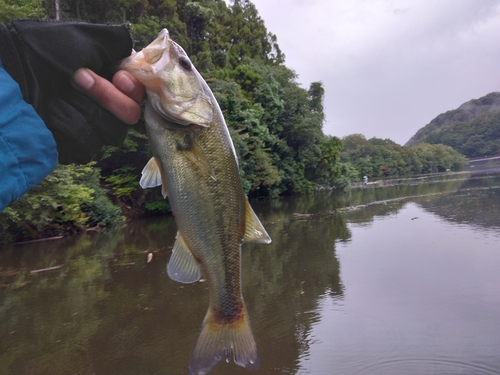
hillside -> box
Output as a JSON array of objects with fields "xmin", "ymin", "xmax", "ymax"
[{"xmin": 405, "ymin": 92, "xmax": 500, "ymax": 157}]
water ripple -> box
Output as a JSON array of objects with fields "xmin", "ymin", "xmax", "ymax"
[{"xmin": 350, "ymin": 357, "xmax": 500, "ymax": 375}]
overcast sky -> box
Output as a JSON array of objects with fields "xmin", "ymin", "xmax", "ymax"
[{"xmin": 250, "ymin": 0, "xmax": 500, "ymax": 145}]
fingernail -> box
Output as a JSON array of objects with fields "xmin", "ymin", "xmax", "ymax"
[
  {"xmin": 73, "ymin": 68, "xmax": 95, "ymax": 90},
  {"xmin": 116, "ymin": 72, "xmax": 135, "ymax": 93}
]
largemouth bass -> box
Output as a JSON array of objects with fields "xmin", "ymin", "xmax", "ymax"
[{"xmin": 121, "ymin": 29, "xmax": 271, "ymax": 375}]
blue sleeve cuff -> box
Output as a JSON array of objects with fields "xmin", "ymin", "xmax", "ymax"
[{"xmin": 0, "ymin": 60, "xmax": 58, "ymax": 212}]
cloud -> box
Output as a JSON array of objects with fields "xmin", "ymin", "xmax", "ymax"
[{"xmin": 251, "ymin": 0, "xmax": 500, "ymax": 144}]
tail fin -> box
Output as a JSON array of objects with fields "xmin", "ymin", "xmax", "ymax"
[{"xmin": 189, "ymin": 306, "xmax": 259, "ymax": 375}]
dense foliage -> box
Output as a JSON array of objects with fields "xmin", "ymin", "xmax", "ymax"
[
  {"xmin": 406, "ymin": 92, "xmax": 500, "ymax": 158},
  {"xmin": 1, "ymin": 0, "xmax": 347, "ymax": 242},
  {"xmin": 0, "ymin": 0, "xmax": 44, "ymax": 22},
  {"xmin": 97, "ymin": 0, "xmax": 344, "ymax": 198},
  {"xmin": 0, "ymin": 164, "xmax": 124, "ymax": 243},
  {"xmin": 341, "ymin": 134, "xmax": 466, "ymax": 181}
]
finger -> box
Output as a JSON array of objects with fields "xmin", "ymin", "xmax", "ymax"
[
  {"xmin": 73, "ymin": 68, "xmax": 141, "ymax": 125},
  {"xmin": 112, "ymin": 70, "xmax": 146, "ymax": 104}
]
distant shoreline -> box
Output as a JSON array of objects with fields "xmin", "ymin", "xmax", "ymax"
[
  {"xmin": 349, "ymin": 163, "xmax": 500, "ymax": 189},
  {"xmin": 466, "ymin": 155, "xmax": 500, "ymax": 171},
  {"xmin": 468, "ymin": 154, "xmax": 500, "ymax": 162}
]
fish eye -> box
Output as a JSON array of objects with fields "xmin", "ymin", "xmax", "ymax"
[{"xmin": 179, "ymin": 57, "xmax": 192, "ymax": 71}]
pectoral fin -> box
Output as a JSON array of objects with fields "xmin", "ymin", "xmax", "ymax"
[
  {"xmin": 243, "ymin": 199, "xmax": 272, "ymax": 244},
  {"xmin": 140, "ymin": 157, "xmax": 168, "ymax": 198},
  {"xmin": 167, "ymin": 233, "xmax": 202, "ymax": 283},
  {"xmin": 179, "ymin": 136, "xmax": 217, "ymax": 181}
]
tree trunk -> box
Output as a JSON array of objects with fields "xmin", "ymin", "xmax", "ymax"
[{"xmin": 55, "ymin": 0, "xmax": 60, "ymax": 20}]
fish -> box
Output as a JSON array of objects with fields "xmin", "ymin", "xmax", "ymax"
[{"xmin": 121, "ymin": 29, "xmax": 271, "ymax": 375}]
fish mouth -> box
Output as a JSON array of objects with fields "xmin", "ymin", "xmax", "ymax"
[{"xmin": 120, "ymin": 29, "xmax": 172, "ymax": 78}]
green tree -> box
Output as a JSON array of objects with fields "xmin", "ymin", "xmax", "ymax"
[
  {"xmin": 0, "ymin": 0, "xmax": 44, "ymax": 21},
  {"xmin": 342, "ymin": 135, "xmax": 466, "ymax": 179},
  {"xmin": 1, "ymin": 0, "xmax": 348, "ymax": 242},
  {"xmin": 0, "ymin": 164, "xmax": 123, "ymax": 244}
]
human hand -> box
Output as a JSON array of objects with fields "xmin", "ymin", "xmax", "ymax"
[
  {"xmin": 0, "ymin": 20, "xmax": 137, "ymax": 164},
  {"xmin": 73, "ymin": 68, "xmax": 145, "ymax": 125}
]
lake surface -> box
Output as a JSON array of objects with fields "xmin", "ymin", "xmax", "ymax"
[{"xmin": 1, "ymin": 171, "xmax": 500, "ymax": 375}]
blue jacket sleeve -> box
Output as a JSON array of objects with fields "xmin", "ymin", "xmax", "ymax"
[{"xmin": 0, "ymin": 59, "xmax": 58, "ymax": 213}]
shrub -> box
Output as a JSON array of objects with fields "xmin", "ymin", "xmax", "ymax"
[{"xmin": 0, "ymin": 164, "xmax": 123, "ymax": 244}]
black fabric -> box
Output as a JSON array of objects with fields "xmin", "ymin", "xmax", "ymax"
[{"xmin": 0, "ymin": 19, "xmax": 133, "ymax": 163}]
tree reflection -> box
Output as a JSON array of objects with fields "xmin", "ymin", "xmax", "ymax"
[
  {"xmin": 339, "ymin": 176, "xmax": 468, "ymax": 225},
  {"xmin": 0, "ymin": 198, "xmax": 350, "ymax": 374},
  {"xmin": 415, "ymin": 175, "xmax": 500, "ymax": 230}
]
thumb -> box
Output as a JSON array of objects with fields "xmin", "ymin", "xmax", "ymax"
[{"xmin": 72, "ymin": 68, "xmax": 141, "ymax": 125}]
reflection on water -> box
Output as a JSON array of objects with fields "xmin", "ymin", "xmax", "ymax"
[{"xmin": 1, "ymin": 172, "xmax": 500, "ymax": 374}]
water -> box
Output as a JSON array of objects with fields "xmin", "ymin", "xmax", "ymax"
[{"xmin": 1, "ymin": 172, "xmax": 500, "ymax": 375}]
